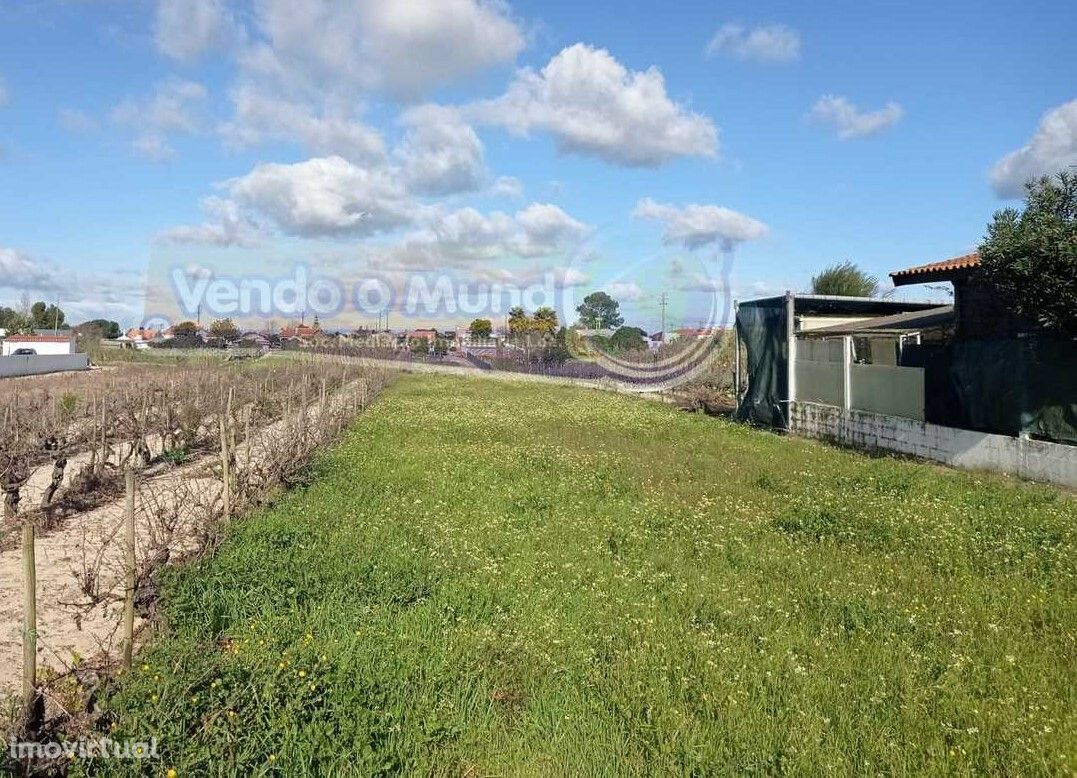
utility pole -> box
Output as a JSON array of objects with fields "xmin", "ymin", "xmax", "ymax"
[{"xmin": 658, "ymin": 292, "xmax": 667, "ymax": 338}]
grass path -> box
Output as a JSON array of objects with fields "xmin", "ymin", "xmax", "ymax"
[{"xmin": 87, "ymin": 376, "xmax": 1075, "ymax": 775}]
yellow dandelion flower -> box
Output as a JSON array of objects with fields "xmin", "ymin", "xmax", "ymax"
[{"xmin": 167, "ymin": 769, "xmax": 177, "ymax": 778}]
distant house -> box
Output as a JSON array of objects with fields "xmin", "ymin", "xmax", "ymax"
[
  {"xmin": 2, "ymin": 333, "xmax": 78, "ymax": 356},
  {"xmin": 280, "ymin": 324, "xmax": 321, "ymax": 341},
  {"xmin": 239, "ymin": 332, "xmax": 271, "ymax": 349},
  {"xmin": 408, "ymin": 328, "xmax": 439, "ymax": 344},
  {"xmin": 674, "ymin": 327, "xmax": 724, "ymax": 340},
  {"xmin": 117, "ymin": 328, "xmax": 161, "ymax": 350}
]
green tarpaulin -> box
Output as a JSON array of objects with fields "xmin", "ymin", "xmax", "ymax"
[
  {"xmin": 911, "ymin": 336, "xmax": 1077, "ymax": 445},
  {"xmin": 736, "ymin": 299, "xmax": 787, "ymax": 428}
]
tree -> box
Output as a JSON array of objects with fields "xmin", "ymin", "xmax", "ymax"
[
  {"xmin": 28, "ymin": 301, "xmax": 67, "ymax": 329},
  {"xmin": 410, "ymin": 337, "xmax": 430, "ymax": 355},
  {"xmin": 541, "ymin": 327, "xmax": 572, "ymax": 365},
  {"xmin": 532, "ymin": 307, "xmax": 559, "ymax": 335},
  {"xmin": 576, "ymin": 291, "xmax": 623, "ymax": 329},
  {"xmin": 507, "ymin": 306, "xmax": 530, "ymax": 335},
  {"xmin": 980, "ymin": 172, "xmax": 1077, "ymax": 337},
  {"xmin": 610, "ymin": 326, "xmax": 648, "ymax": 352},
  {"xmin": 77, "ymin": 319, "xmax": 121, "ymax": 339},
  {"xmin": 0, "ymin": 307, "xmax": 32, "ymax": 334},
  {"xmin": 209, "ymin": 317, "xmax": 239, "ymax": 341},
  {"xmin": 811, "ymin": 262, "xmax": 879, "ymax": 297},
  {"xmin": 468, "ymin": 318, "xmax": 493, "ymax": 339},
  {"xmin": 173, "ymin": 320, "xmax": 199, "ymax": 336},
  {"xmin": 433, "ymin": 338, "xmax": 449, "ymax": 356}
]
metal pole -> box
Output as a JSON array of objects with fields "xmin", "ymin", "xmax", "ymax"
[
  {"xmin": 785, "ymin": 291, "xmax": 797, "ymax": 429},
  {"xmin": 842, "ymin": 335, "xmax": 853, "ymax": 410},
  {"xmin": 733, "ymin": 300, "xmax": 740, "ymax": 404}
]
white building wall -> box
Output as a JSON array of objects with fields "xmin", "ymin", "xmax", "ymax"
[
  {"xmin": 1, "ymin": 339, "xmax": 75, "ymax": 356},
  {"xmin": 792, "ymin": 401, "xmax": 1077, "ymax": 489}
]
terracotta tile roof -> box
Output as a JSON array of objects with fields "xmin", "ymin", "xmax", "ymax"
[
  {"xmin": 890, "ymin": 251, "xmax": 981, "ymax": 285},
  {"xmin": 280, "ymin": 324, "xmax": 320, "ymax": 339},
  {"xmin": 3, "ymin": 334, "xmax": 75, "ymax": 342},
  {"xmin": 125, "ymin": 328, "xmax": 160, "ymax": 341}
]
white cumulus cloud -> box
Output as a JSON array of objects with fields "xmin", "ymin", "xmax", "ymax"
[
  {"xmin": 219, "ymin": 86, "xmax": 386, "ymax": 164},
  {"xmin": 989, "ymin": 99, "xmax": 1077, "ymax": 198},
  {"xmin": 705, "ymin": 24, "xmax": 801, "ymax": 63},
  {"xmin": 112, "ymin": 79, "xmax": 208, "ymax": 160},
  {"xmin": 809, "ymin": 95, "xmax": 904, "ymax": 140},
  {"xmin": 245, "ymin": 0, "xmax": 524, "ymax": 100},
  {"xmin": 227, "ymin": 156, "xmax": 415, "ymax": 237},
  {"xmin": 490, "ymin": 176, "xmax": 524, "ymax": 199},
  {"xmin": 156, "ymin": 196, "xmax": 264, "ymax": 247},
  {"xmin": 633, "ymin": 198, "xmax": 768, "ymax": 250},
  {"xmin": 397, "ymin": 105, "xmax": 487, "ymax": 196},
  {"xmin": 549, "ymin": 266, "xmax": 589, "ymax": 288},
  {"xmin": 155, "ymin": 0, "xmax": 243, "ymax": 62},
  {"xmin": 0, "ymin": 248, "xmax": 145, "ymax": 323},
  {"xmin": 608, "ymin": 280, "xmax": 644, "ymax": 300},
  {"xmin": 404, "ymin": 203, "xmax": 591, "ymax": 262},
  {"xmin": 470, "ymin": 43, "xmax": 718, "ymax": 167},
  {"xmin": 0, "ymin": 248, "xmax": 54, "ymax": 287}
]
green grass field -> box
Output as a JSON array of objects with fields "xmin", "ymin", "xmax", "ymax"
[{"xmin": 87, "ymin": 376, "xmax": 1075, "ymax": 775}]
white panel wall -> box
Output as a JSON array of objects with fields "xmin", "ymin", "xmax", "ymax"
[
  {"xmin": 796, "ymin": 360, "xmax": 844, "ymax": 406},
  {"xmin": 850, "ymin": 364, "xmax": 925, "ymax": 421}
]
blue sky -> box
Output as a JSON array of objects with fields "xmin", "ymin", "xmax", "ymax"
[{"xmin": 1, "ymin": 0, "xmax": 1075, "ymax": 331}]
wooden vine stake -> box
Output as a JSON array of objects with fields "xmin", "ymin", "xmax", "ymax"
[
  {"xmin": 7, "ymin": 482, "xmax": 40, "ymax": 729},
  {"xmin": 122, "ymin": 468, "xmax": 136, "ymax": 669},
  {"xmin": 219, "ymin": 388, "xmax": 233, "ymax": 521}
]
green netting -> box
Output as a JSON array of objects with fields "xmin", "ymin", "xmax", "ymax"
[
  {"xmin": 736, "ymin": 299, "xmax": 787, "ymax": 427},
  {"xmin": 920, "ymin": 336, "xmax": 1077, "ymax": 445}
]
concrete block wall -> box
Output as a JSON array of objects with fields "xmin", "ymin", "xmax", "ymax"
[
  {"xmin": 792, "ymin": 401, "xmax": 1077, "ymax": 489},
  {"xmin": 0, "ymin": 353, "xmax": 90, "ymax": 379}
]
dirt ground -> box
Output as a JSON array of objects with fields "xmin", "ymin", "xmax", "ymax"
[{"xmin": 0, "ymin": 381, "xmax": 362, "ymax": 700}]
